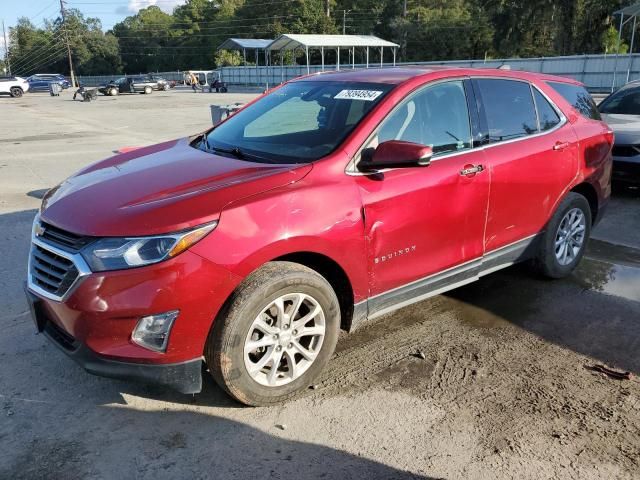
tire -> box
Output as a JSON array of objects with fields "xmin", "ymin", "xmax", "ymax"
[
  {"xmin": 144, "ymin": 86, "xmax": 152, "ymax": 94},
  {"xmin": 220, "ymin": 86, "xmax": 228, "ymax": 93},
  {"xmin": 109, "ymin": 88, "xmax": 118, "ymax": 96},
  {"xmin": 162, "ymin": 84, "xmax": 169, "ymax": 91},
  {"xmin": 533, "ymin": 192, "xmax": 591, "ymax": 279},
  {"xmin": 10, "ymin": 87, "xmax": 23, "ymax": 98},
  {"xmin": 206, "ymin": 261, "xmax": 340, "ymax": 406}
]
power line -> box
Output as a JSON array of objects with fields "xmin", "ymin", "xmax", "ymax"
[
  {"xmin": 10, "ymin": 38, "xmax": 67, "ymax": 72},
  {"xmin": 8, "ymin": 30, "xmax": 67, "ymax": 72},
  {"xmin": 59, "ymin": 0, "xmax": 77, "ymax": 86},
  {"xmin": 13, "ymin": 46, "xmax": 67, "ymax": 75}
]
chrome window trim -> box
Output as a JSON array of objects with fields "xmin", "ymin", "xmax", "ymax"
[
  {"xmin": 346, "ymin": 76, "xmax": 568, "ymax": 177},
  {"xmin": 27, "ymin": 217, "xmax": 92, "ymax": 302}
]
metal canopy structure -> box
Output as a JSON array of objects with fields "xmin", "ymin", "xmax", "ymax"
[
  {"xmin": 267, "ymin": 34, "xmax": 400, "ymax": 73},
  {"xmin": 216, "ymin": 38, "xmax": 272, "ymax": 68},
  {"xmin": 613, "ymin": 3, "xmax": 640, "ymax": 90}
]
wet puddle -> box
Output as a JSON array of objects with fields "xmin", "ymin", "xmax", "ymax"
[{"xmin": 573, "ymin": 258, "xmax": 640, "ymax": 302}]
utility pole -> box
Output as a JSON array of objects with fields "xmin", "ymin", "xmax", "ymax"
[
  {"xmin": 325, "ymin": 0, "xmax": 330, "ymax": 18},
  {"xmin": 342, "ymin": 10, "xmax": 350, "ymax": 35},
  {"xmin": 59, "ymin": 0, "xmax": 76, "ymax": 87},
  {"xmin": 402, "ymin": 0, "xmax": 408, "ymax": 61},
  {"xmin": 2, "ymin": 20, "xmax": 10, "ymax": 75}
]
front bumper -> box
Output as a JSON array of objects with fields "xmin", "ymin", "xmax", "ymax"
[
  {"xmin": 25, "ymin": 242, "xmax": 242, "ymax": 393},
  {"xmin": 26, "ymin": 286, "xmax": 203, "ymax": 393}
]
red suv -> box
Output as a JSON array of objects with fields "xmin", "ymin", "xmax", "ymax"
[{"xmin": 26, "ymin": 67, "xmax": 612, "ymax": 405}]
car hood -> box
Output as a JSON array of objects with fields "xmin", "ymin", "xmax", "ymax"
[
  {"xmin": 40, "ymin": 137, "xmax": 312, "ymax": 237},
  {"xmin": 601, "ymin": 113, "xmax": 640, "ymax": 144}
]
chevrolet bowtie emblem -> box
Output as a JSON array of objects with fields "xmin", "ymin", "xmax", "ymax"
[{"xmin": 34, "ymin": 222, "xmax": 46, "ymax": 237}]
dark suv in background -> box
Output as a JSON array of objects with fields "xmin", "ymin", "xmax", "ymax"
[
  {"xmin": 99, "ymin": 76, "xmax": 157, "ymax": 96},
  {"xmin": 27, "ymin": 74, "xmax": 71, "ymax": 92}
]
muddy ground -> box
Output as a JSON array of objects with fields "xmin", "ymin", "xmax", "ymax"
[{"xmin": 0, "ymin": 89, "xmax": 639, "ymax": 479}]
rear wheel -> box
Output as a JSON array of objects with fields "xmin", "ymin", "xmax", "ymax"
[
  {"xmin": 533, "ymin": 192, "xmax": 591, "ymax": 278},
  {"xmin": 144, "ymin": 86, "xmax": 152, "ymax": 94},
  {"xmin": 109, "ymin": 87, "xmax": 118, "ymax": 96},
  {"xmin": 10, "ymin": 87, "xmax": 23, "ymax": 98},
  {"xmin": 206, "ymin": 262, "xmax": 340, "ymax": 406}
]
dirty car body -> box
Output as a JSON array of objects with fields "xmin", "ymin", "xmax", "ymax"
[{"xmin": 26, "ymin": 67, "xmax": 613, "ymax": 405}]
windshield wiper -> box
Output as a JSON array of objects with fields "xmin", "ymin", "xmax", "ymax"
[{"xmin": 211, "ymin": 145, "xmax": 246, "ymax": 160}]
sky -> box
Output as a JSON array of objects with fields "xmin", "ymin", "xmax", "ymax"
[{"xmin": 1, "ymin": 0, "xmax": 187, "ymax": 52}]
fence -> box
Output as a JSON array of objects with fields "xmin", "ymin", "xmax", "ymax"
[
  {"xmin": 219, "ymin": 54, "xmax": 640, "ymax": 92},
  {"xmin": 73, "ymin": 53, "xmax": 640, "ymax": 92}
]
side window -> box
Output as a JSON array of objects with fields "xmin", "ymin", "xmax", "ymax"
[
  {"xmin": 475, "ymin": 79, "xmax": 538, "ymax": 142},
  {"xmin": 375, "ymin": 81, "xmax": 472, "ymax": 156},
  {"xmin": 547, "ymin": 82, "xmax": 601, "ymax": 120},
  {"xmin": 533, "ymin": 89, "xmax": 561, "ymax": 131},
  {"xmin": 598, "ymin": 87, "xmax": 640, "ymax": 115}
]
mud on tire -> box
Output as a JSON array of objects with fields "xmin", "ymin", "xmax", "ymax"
[{"xmin": 205, "ymin": 261, "xmax": 340, "ymax": 406}]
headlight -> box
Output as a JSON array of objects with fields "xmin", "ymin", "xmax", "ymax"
[{"xmin": 81, "ymin": 222, "xmax": 217, "ymax": 272}]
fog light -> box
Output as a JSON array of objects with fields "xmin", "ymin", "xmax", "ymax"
[{"xmin": 132, "ymin": 311, "xmax": 179, "ymax": 352}]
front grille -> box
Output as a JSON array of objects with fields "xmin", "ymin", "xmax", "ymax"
[
  {"xmin": 30, "ymin": 244, "xmax": 80, "ymax": 297},
  {"xmin": 40, "ymin": 222, "xmax": 93, "ymax": 251},
  {"xmin": 612, "ymin": 145, "xmax": 640, "ymax": 158}
]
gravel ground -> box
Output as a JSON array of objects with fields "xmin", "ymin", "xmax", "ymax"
[{"xmin": 0, "ymin": 88, "xmax": 639, "ymax": 480}]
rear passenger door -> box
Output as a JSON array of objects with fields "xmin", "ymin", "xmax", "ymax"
[{"xmin": 472, "ymin": 78, "xmax": 579, "ymax": 253}]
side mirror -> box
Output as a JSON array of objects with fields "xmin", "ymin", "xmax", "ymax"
[{"xmin": 359, "ymin": 140, "xmax": 432, "ymax": 172}]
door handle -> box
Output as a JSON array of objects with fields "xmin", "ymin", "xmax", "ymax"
[
  {"xmin": 553, "ymin": 141, "xmax": 570, "ymax": 151},
  {"xmin": 460, "ymin": 164, "xmax": 484, "ymax": 176}
]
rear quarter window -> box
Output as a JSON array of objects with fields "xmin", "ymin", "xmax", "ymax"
[{"xmin": 547, "ymin": 81, "xmax": 601, "ymax": 121}]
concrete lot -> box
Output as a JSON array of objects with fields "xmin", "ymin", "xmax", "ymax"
[{"xmin": 0, "ymin": 89, "xmax": 639, "ymax": 480}]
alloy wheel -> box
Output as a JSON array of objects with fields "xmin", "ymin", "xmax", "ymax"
[
  {"xmin": 244, "ymin": 293, "xmax": 325, "ymax": 387},
  {"xmin": 554, "ymin": 207, "xmax": 586, "ymax": 266}
]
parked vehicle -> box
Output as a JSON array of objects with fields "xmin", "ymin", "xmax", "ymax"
[
  {"xmin": 27, "ymin": 74, "xmax": 70, "ymax": 92},
  {"xmin": 147, "ymin": 75, "xmax": 173, "ymax": 91},
  {"xmin": 599, "ymin": 81, "xmax": 640, "ymax": 184},
  {"xmin": 207, "ymin": 71, "xmax": 228, "ymax": 93},
  {"xmin": 26, "ymin": 67, "xmax": 612, "ymax": 406},
  {"xmin": 99, "ymin": 76, "xmax": 156, "ymax": 96},
  {"xmin": 0, "ymin": 76, "xmax": 30, "ymax": 97}
]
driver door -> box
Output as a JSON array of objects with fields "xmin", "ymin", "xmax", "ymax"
[{"xmin": 355, "ymin": 80, "xmax": 490, "ymax": 311}]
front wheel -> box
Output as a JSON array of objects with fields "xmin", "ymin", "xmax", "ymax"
[
  {"xmin": 10, "ymin": 87, "xmax": 23, "ymax": 98},
  {"xmin": 144, "ymin": 86, "xmax": 152, "ymax": 94},
  {"xmin": 109, "ymin": 87, "xmax": 118, "ymax": 96},
  {"xmin": 533, "ymin": 192, "xmax": 591, "ymax": 278},
  {"xmin": 206, "ymin": 262, "xmax": 340, "ymax": 406}
]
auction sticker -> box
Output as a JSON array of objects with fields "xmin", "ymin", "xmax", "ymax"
[{"xmin": 334, "ymin": 89, "xmax": 383, "ymax": 101}]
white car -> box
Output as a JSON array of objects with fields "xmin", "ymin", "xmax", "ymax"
[{"xmin": 0, "ymin": 76, "xmax": 30, "ymax": 97}]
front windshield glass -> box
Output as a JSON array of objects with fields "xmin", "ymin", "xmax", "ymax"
[
  {"xmin": 201, "ymin": 81, "xmax": 393, "ymax": 163},
  {"xmin": 599, "ymin": 87, "xmax": 640, "ymax": 115}
]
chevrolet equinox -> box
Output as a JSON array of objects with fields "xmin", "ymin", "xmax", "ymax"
[{"xmin": 26, "ymin": 67, "xmax": 612, "ymax": 405}]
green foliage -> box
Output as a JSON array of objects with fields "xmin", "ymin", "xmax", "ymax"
[
  {"xmin": 215, "ymin": 49, "xmax": 242, "ymax": 67},
  {"xmin": 602, "ymin": 25, "xmax": 629, "ymax": 54},
  {"xmin": 8, "ymin": 11, "xmax": 121, "ymax": 76},
  {"xmin": 5, "ymin": 0, "xmax": 639, "ymax": 76}
]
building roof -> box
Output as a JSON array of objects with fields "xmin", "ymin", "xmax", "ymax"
[
  {"xmin": 217, "ymin": 38, "xmax": 272, "ymax": 50},
  {"xmin": 267, "ymin": 34, "xmax": 399, "ymax": 51},
  {"xmin": 615, "ymin": 4, "xmax": 640, "ymax": 17}
]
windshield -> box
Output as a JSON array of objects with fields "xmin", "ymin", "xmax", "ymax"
[
  {"xmin": 201, "ymin": 81, "xmax": 393, "ymax": 164},
  {"xmin": 599, "ymin": 86, "xmax": 640, "ymax": 115}
]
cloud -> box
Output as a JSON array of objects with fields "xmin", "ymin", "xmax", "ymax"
[{"xmin": 125, "ymin": 0, "xmax": 186, "ymax": 14}]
